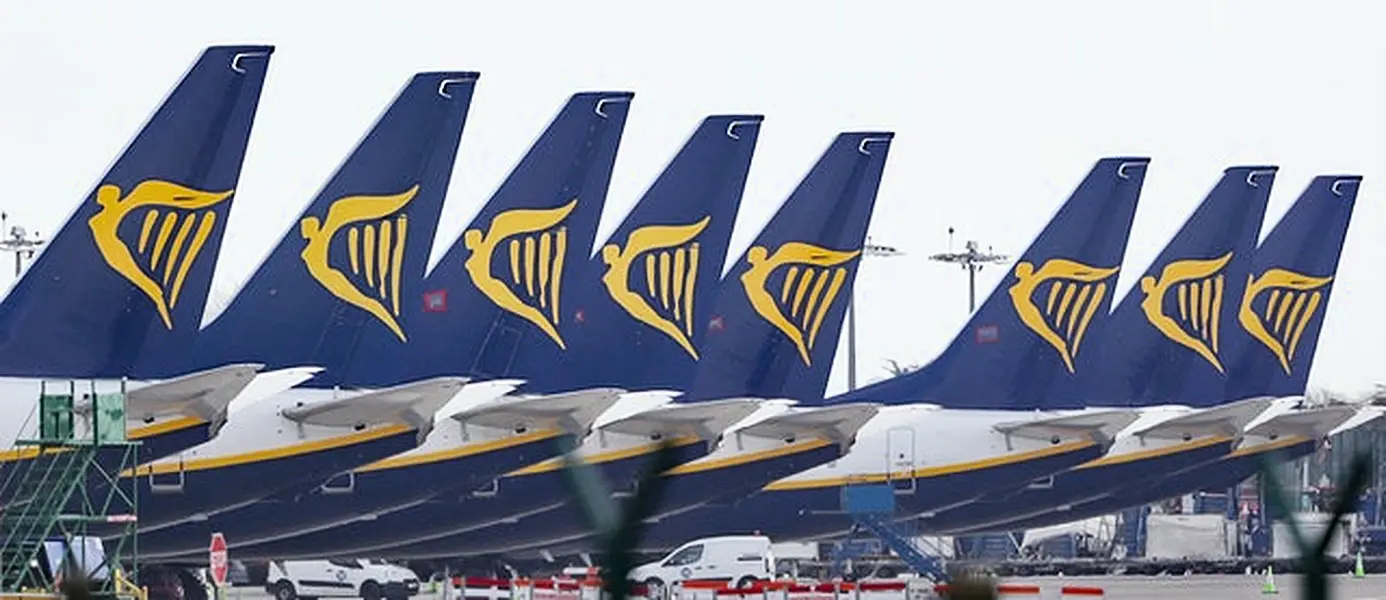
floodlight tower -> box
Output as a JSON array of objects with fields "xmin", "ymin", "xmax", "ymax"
[
  {"xmin": 927, "ymin": 227, "xmax": 1008, "ymax": 313},
  {"xmin": 0, "ymin": 213, "xmax": 44, "ymax": 278},
  {"xmin": 847, "ymin": 237, "xmax": 903, "ymax": 391}
]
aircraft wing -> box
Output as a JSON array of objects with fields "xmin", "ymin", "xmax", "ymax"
[
  {"xmin": 282, "ymin": 376, "xmax": 468, "ymax": 439},
  {"xmin": 1328, "ymin": 405, "xmax": 1385, "ymax": 437},
  {"xmin": 994, "ymin": 408, "xmax": 1141, "ymax": 445},
  {"xmin": 95, "ymin": 363, "xmax": 264, "ymax": 428},
  {"xmin": 1132, "ymin": 396, "xmax": 1277, "ymax": 440},
  {"xmin": 226, "ymin": 366, "xmax": 328, "ymax": 411},
  {"xmin": 1246, "ymin": 405, "xmax": 1360, "ymax": 439},
  {"xmin": 452, "ymin": 387, "xmax": 625, "ymax": 436},
  {"xmin": 600, "ymin": 398, "xmax": 763, "ymax": 440},
  {"xmin": 733, "ymin": 402, "xmax": 880, "ymax": 449}
]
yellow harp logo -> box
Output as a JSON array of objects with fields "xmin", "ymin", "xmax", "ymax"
[
  {"xmin": 1138, "ymin": 252, "xmax": 1233, "ymax": 373},
  {"xmin": 88, "ymin": 180, "xmax": 234, "ymax": 330},
  {"xmin": 600, "ymin": 216, "xmax": 710, "ymax": 360},
  {"xmin": 740, "ymin": 242, "xmax": 861, "ymax": 367},
  {"xmin": 1238, "ymin": 268, "xmax": 1333, "ymax": 375},
  {"xmin": 1007, "ymin": 259, "xmax": 1119, "ymax": 373},
  {"xmin": 463, "ymin": 200, "xmax": 576, "ymax": 349},
  {"xmin": 298, "ymin": 185, "xmax": 419, "ymax": 342}
]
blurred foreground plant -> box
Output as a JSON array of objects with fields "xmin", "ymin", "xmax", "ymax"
[
  {"xmin": 1260, "ymin": 448, "xmax": 1371, "ymax": 600},
  {"xmin": 940, "ymin": 568, "xmax": 997, "ymax": 600},
  {"xmin": 557, "ymin": 436, "xmax": 682, "ymax": 600},
  {"xmin": 57, "ymin": 569, "xmax": 92, "ymax": 600}
]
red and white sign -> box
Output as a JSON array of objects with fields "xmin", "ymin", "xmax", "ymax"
[{"xmin": 209, "ymin": 532, "xmax": 229, "ymax": 587}]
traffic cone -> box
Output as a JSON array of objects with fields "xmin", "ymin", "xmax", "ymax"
[
  {"xmin": 1355, "ymin": 550, "xmax": 1367, "ymax": 578},
  {"xmin": 1261, "ymin": 566, "xmax": 1278, "ymax": 595}
]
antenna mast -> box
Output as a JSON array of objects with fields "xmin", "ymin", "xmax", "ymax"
[
  {"xmin": 0, "ymin": 213, "xmax": 45, "ymax": 278},
  {"xmin": 927, "ymin": 227, "xmax": 1008, "ymax": 313}
]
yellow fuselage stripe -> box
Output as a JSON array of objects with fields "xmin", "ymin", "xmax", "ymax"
[
  {"xmin": 0, "ymin": 416, "xmax": 209, "ymax": 463},
  {"xmin": 122, "ymin": 424, "xmax": 414, "ymax": 477},
  {"xmin": 1225, "ymin": 435, "xmax": 1312, "ymax": 459},
  {"xmin": 1074, "ymin": 435, "xmax": 1233, "ymax": 469},
  {"xmin": 506, "ymin": 435, "xmax": 703, "ymax": 477},
  {"xmin": 662, "ymin": 439, "xmax": 834, "ymax": 476},
  {"xmin": 129, "ymin": 416, "xmax": 208, "ymax": 439},
  {"xmin": 354, "ymin": 429, "xmax": 564, "ymax": 473},
  {"xmin": 762, "ymin": 440, "xmax": 1097, "ymax": 492}
]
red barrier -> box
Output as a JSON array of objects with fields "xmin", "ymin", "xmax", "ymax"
[
  {"xmin": 457, "ymin": 577, "xmax": 512, "ymax": 589},
  {"xmin": 448, "ymin": 575, "xmax": 1096, "ymax": 600},
  {"xmin": 855, "ymin": 581, "xmax": 906, "ymax": 592},
  {"xmin": 997, "ymin": 583, "xmax": 1042, "ymax": 593}
]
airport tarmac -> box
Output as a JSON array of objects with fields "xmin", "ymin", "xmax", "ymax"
[
  {"xmin": 222, "ymin": 574, "xmax": 1385, "ymax": 600},
  {"xmin": 1000, "ymin": 573, "xmax": 1384, "ymax": 599}
]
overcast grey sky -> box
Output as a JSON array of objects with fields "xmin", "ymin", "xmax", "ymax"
[{"xmin": 1, "ymin": 1, "xmax": 1382, "ymax": 397}]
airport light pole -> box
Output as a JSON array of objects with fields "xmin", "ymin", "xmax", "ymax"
[
  {"xmin": 927, "ymin": 227, "xmax": 1008, "ymax": 313},
  {"xmin": 0, "ymin": 213, "xmax": 44, "ymax": 278},
  {"xmin": 847, "ymin": 238, "xmax": 903, "ymax": 392}
]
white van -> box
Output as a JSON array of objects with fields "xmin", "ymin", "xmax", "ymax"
[
  {"xmin": 629, "ymin": 535, "xmax": 774, "ymax": 591},
  {"xmin": 266, "ymin": 559, "xmax": 420, "ymax": 600}
]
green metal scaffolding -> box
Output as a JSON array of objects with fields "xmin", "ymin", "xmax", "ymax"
[{"xmin": 0, "ymin": 381, "xmax": 141, "ymax": 599}]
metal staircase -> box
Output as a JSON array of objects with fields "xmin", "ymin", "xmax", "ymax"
[
  {"xmin": 1116, "ymin": 506, "xmax": 1150, "ymax": 558},
  {"xmin": 851, "ymin": 513, "xmax": 950, "ymax": 581},
  {"xmin": 839, "ymin": 484, "xmax": 950, "ymax": 583},
  {"xmin": 0, "ymin": 440, "xmax": 97, "ymax": 588},
  {"xmin": 0, "ymin": 381, "xmax": 141, "ymax": 597}
]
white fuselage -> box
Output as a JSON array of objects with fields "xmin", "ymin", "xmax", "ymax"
[
  {"xmin": 140, "ymin": 379, "xmax": 522, "ymax": 469},
  {"xmin": 767, "ymin": 398, "xmax": 1295, "ymax": 503},
  {"xmin": 498, "ymin": 391, "xmax": 715, "ymax": 475},
  {"xmin": 0, "ymin": 375, "xmax": 244, "ymax": 448},
  {"xmin": 772, "ymin": 406, "xmax": 1093, "ymax": 486}
]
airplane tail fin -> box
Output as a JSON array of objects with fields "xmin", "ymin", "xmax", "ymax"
[
  {"xmin": 1076, "ymin": 166, "xmax": 1277, "ymax": 408},
  {"xmin": 0, "ymin": 45, "xmax": 273, "ymax": 378},
  {"xmin": 343, "ymin": 92, "xmax": 633, "ymax": 387},
  {"xmin": 832, "ymin": 157, "xmax": 1148, "ymax": 409},
  {"xmin": 195, "ymin": 71, "xmax": 479, "ymax": 382},
  {"xmin": 685, "ymin": 132, "xmax": 895, "ymax": 403},
  {"xmin": 1223, "ymin": 175, "xmax": 1360, "ymax": 399},
  {"xmin": 518, "ymin": 115, "xmax": 764, "ymax": 394}
]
